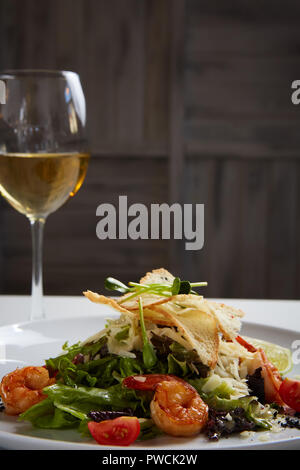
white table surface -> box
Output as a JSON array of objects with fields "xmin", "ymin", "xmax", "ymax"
[{"xmin": 0, "ymin": 295, "xmax": 299, "ymax": 332}]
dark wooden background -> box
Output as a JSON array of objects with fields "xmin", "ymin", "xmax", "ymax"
[{"xmin": 0, "ymin": 0, "xmax": 300, "ymax": 299}]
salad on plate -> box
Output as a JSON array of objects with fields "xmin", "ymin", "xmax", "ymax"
[{"xmin": 0, "ymin": 268, "xmax": 300, "ymax": 446}]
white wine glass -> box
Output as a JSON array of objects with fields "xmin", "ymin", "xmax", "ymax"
[{"xmin": 0, "ymin": 70, "xmax": 89, "ymax": 321}]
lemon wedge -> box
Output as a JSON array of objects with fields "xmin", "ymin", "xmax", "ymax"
[{"xmin": 243, "ymin": 336, "xmax": 292, "ymax": 375}]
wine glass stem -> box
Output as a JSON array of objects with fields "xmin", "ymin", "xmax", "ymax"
[{"xmin": 30, "ymin": 217, "xmax": 46, "ymax": 321}]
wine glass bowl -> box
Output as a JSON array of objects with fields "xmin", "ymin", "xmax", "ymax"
[
  {"xmin": 0, "ymin": 70, "xmax": 89, "ymax": 319},
  {"xmin": 0, "ymin": 152, "xmax": 89, "ymax": 219}
]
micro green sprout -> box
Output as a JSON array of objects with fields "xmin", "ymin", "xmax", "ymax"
[{"xmin": 104, "ymin": 276, "xmax": 207, "ymax": 304}]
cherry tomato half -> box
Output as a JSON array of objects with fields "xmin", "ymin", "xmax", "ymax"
[
  {"xmin": 88, "ymin": 416, "xmax": 140, "ymax": 446},
  {"xmin": 279, "ymin": 378, "xmax": 300, "ymax": 412}
]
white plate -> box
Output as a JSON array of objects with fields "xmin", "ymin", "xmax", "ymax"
[{"xmin": 0, "ymin": 313, "xmax": 299, "ymax": 450}]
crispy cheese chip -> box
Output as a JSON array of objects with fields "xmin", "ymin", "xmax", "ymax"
[
  {"xmin": 151, "ymin": 295, "xmax": 244, "ymax": 342},
  {"xmin": 206, "ymin": 301, "xmax": 244, "ymax": 341},
  {"xmin": 151, "ymin": 295, "xmax": 219, "ymax": 368},
  {"xmin": 83, "ymin": 289, "xmax": 176, "ymax": 326},
  {"xmin": 141, "ymin": 307, "xmax": 178, "ymax": 326},
  {"xmin": 118, "ymin": 293, "xmax": 172, "ymax": 311},
  {"xmin": 139, "ymin": 268, "xmax": 175, "ymax": 286},
  {"xmin": 83, "ymin": 290, "xmax": 135, "ymax": 317}
]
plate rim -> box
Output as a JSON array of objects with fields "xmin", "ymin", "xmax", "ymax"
[{"xmin": 0, "ymin": 426, "xmax": 300, "ymax": 450}]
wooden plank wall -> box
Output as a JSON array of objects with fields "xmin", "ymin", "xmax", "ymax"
[
  {"xmin": 0, "ymin": 0, "xmax": 299, "ymax": 299},
  {"xmin": 181, "ymin": 1, "xmax": 300, "ymax": 299},
  {"xmin": 0, "ymin": 0, "xmax": 174, "ymax": 296}
]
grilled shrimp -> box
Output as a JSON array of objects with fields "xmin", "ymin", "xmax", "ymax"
[
  {"xmin": 123, "ymin": 374, "xmax": 208, "ymax": 437},
  {"xmin": 0, "ymin": 366, "xmax": 55, "ymax": 415},
  {"xmin": 236, "ymin": 336, "xmax": 284, "ymax": 405},
  {"xmin": 249, "ymin": 349, "xmax": 284, "ymax": 405}
]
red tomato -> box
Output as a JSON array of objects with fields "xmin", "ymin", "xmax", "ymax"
[
  {"xmin": 279, "ymin": 378, "xmax": 300, "ymax": 412},
  {"xmin": 88, "ymin": 416, "xmax": 140, "ymax": 446},
  {"xmin": 123, "ymin": 374, "xmax": 180, "ymax": 391}
]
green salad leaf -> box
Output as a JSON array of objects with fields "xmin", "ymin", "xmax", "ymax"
[
  {"xmin": 19, "ymin": 398, "xmax": 79, "ymax": 429},
  {"xmin": 45, "ymin": 331, "xmax": 210, "ymax": 393},
  {"xmin": 45, "ymin": 383, "xmax": 145, "ymax": 414},
  {"xmin": 20, "ymin": 383, "xmax": 153, "ymax": 430},
  {"xmin": 115, "ymin": 325, "xmax": 130, "ymax": 342},
  {"xmin": 167, "ymin": 354, "xmax": 188, "ymax": 376},
  {"xmin": 189, "ymin": 379, "xmax": 274, "ymax": 430},
  {"xmin": 138, "ymin": 419, "xmax": 163, "ymax": 441}
]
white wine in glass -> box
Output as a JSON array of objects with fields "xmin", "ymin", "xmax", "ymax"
[{"xmin": 0, "ymin": 70, "xmax": 90, "ymax": 320}]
